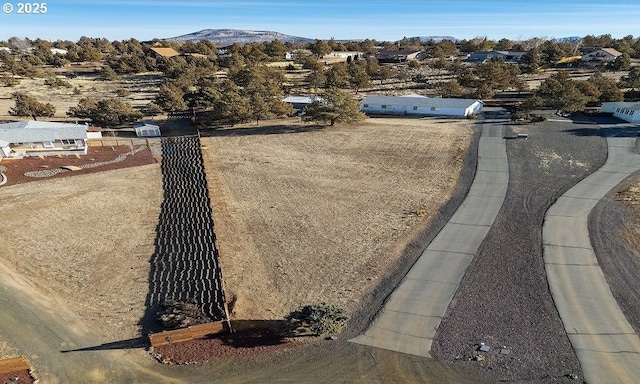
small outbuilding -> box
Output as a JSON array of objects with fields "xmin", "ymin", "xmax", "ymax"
[
  {"xmin": 360, "ymin": 95, "xmax": 483, "ymax": 117},
  {"xmin": 133, "ymin": 122, "xmax": 161, "ymax": 137},
  {"xmin": 283, "ymin": 96, "xmax": 324, "ymax": 114}
]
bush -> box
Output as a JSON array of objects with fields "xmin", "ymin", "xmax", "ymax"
[
  {"xmin": 44, "ymin": 75, "xmax": 72, "ymax": 88},
  {"xmin": 157, "ymin": 299, "xmax": 212, "ymax": 329},
  {"xmin": 286, "ymin": 302, "xmax": 350, "ymax": 336},
  {"xmin": 115, "ymin": 88, "xmax": 131, "ymax": 97}
]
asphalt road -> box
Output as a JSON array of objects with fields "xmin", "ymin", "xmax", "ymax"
[
  {"xmin": 543, "ymin": 122, "xmax": 640, "ymax": 383},
  {"xmin": 350, "ymin": 110, "xmax": 509, "ymax": 357}
]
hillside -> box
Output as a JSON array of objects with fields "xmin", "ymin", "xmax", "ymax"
[{"xmin": 167, "ymin": 29, "xmax": 314, "ymax": 45}]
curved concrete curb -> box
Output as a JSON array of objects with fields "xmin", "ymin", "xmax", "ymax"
[
  {"xmin": 543, "ymin": 125, "xmax": 640, "ymax": 383},
  {"xmin": 350, "ymin": 113, "xmax": 508, "ymax": 357}
]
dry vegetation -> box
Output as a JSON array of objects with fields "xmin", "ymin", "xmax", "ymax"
[
  {"xmin": 202, "ymin": 117, "xmax": 472, "ymax": 320},
  {"xmin": 615, "ymin": 178, "xmax": 640, "ymax": 253},
  {"xmin": 0, "ymin": 164, "xmax": 163, "ymax": 340},
  {"xmin": 0, "ymin": 117, "xmax": 470, "ymax": 359},
  {"xmin": 0, "ymin": 72, "xmax": 161, "ymax": 120}
]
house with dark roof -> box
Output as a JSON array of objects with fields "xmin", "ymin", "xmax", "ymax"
[
  {"xmin": 466, "ymin": 50, "xmax": 527, "ymax": 63},
  {"xmin": 0, "ymin": 121, "xmax": 89, "ymax": 159},
  {"xmin": 375, "ymin": 50, "xmax": 427, "ymax": 63},
  {"xmin": 360, "ymin": 95, "xmax": 483, "ymax": 117}
]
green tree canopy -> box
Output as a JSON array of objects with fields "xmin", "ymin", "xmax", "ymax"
[
  {"xmin": 535, "ymin": 72, "xmax": 589, "ymax": 113},
  {"xmin": 303, "ymin": 88, "xmax": 365, "ymax": 126},
  {"xmin": 9, "ymin": 93, "xmax": 55, "ymax": 120},
  {"xmin": 68, "ymin": 97, "xmax": 142, "ymax": 126}
]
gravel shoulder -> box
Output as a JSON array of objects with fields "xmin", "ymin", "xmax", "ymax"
[
  {"xmin": 590, "ymin": 173, "xmax": 640, "ymax": 336},
  {"xmin": 431, "ymin": 115, "xmax": 608, "ymax": 382}
]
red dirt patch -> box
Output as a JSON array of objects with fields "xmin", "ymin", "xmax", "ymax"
[
  {"xmin": 0, "ymin": 146, "xmax": 156, "ymax": 186},
  {"xmin": 151, "ymin": 326, "xmax": 302, "ymax": 364},
  {"xmin": 0, "ymin": 357, "xmax": 34, "ymax": 384}
]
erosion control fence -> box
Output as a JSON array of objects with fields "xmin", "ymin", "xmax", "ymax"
[{"xmin": 145, "ymin": 136, "xmax": 228, "ymax": 326}]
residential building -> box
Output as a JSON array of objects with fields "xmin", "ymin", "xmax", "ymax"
[
  {"xmin": 466, "ymin": 50, "xmax": 527, "ymax": 63},
  {"xmin": 360, "ymin": 95, "xmax": 483, "ymax": 117},
  {"xmin": 0, "ymin": 121, "xmax": 89, "ymax": 159},
  {"xmin": 580, "ymin": 48, "xmax": 623, "ymax": 66},
  {"xmin": 615, "ymin": 103, "xmax": 640, "ymax": 123},
  {"xmin": 375, "ymin": 50, "xmax": 427, "ymax": 63},
  {"xmin": 149, "ymin": 47, "xmax": 180, "ymax": 59}
]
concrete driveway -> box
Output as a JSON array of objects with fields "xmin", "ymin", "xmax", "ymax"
[
  {"xmin": 543, "ymin": 122, "xmax": 640, "ymax": 383},
  {"xmin": 350, "ymin": 110, "xmax": 509, "ymax": 357}
]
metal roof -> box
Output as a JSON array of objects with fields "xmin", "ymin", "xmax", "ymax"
[
  {"xmin": 133, "ymin": 121, "xmax": 160, "ymax": 128},
  {"xmin": 283, "ymin": 96, "xmax": 324, "ymax": 104},
  {"xmin": 360, "ymin": 95, "xmax": 482, "ymax": 109},
  {"xmin": 0, "ymin": 121, "xmax": 88, "ymax": 143},
  {"xmin": 150, "ymin": 47, "xmax": 180, "ymax": 58}
]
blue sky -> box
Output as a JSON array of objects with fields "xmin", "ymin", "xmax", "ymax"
[{"xmin": 0, "ymin": 0, "xmax": 639, "ymax": 42}]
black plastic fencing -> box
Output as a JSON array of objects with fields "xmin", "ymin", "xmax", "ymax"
[{"xmin": 145, "ymin": 136, "xmax": 226, "ymax": 323}]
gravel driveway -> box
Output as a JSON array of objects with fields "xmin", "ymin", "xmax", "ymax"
[{"xmin": 431, "ymin": 113, "xmax": 608, "ymax": 382}]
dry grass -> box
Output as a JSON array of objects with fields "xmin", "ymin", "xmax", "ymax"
[
  {"xmin": 0, "ymin": 164, "xmax": 163, "ymax": 340},
  {"xmin": 0, "ymin": 73, "xmax": 161, "ymax": 120},
  {"xmin": 616, "ymin": 178, "xmax": 640, "ymax": 257},
  {"xmin": 202, "ymin": 117, "xmax": 472, "ymax": 320},
  {"xmin": 0, "ymin": 115, "xmax": 471, "ymax": 357}
]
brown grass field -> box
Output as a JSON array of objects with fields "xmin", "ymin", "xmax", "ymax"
[
  {"xmin": 202, "ymin": 117, "xmax": 472, "ymax": 320},
  {"xmin": 0, "ymin": 116, "xmax": 471, "ymax": 358}
]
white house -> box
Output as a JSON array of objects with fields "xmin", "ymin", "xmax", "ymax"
[
  {"xmin": 360, "ymin": 95, "xmax": 483, "ymax": 117},
  {"xmin": 612, "ymin": 103, "xmax": 640, "ymax": 123},
  {"xmin": 600, "ymin": 101, "xmax": 626, "ymax": 114},
  {"xmin": 133, "ymin": 122, "xmax": 161, "ymax": 137},
  {"xmin": 580, "ymin": 48, "xmax": 623, "ymax": 66},
  {"xmin": 0, "ymin": 121, "xmax": 88, "ymax": 159}
]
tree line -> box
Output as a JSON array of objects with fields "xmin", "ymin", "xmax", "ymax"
[{"xmin": 2, "ymin": 33, "xmax": 640, "ymax": 126}]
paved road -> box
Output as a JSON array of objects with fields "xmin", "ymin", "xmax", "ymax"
[
  {"xmin": 543, "ymin": 122, "xmax": 640, "ymax": 383},
  {"xmin": 350, "ymin": 111, "xmax": 509, "ymax": 357}
]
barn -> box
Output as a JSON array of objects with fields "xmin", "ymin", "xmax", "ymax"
[{"xmin": 360, "ymin": 95, "xmax": 483, "ymax": 117}]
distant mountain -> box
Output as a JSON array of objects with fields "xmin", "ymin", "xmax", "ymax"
[
  {"xmin": 167, "ymin": 29, "xmax": 314, "ymax": 45},
  {"xmin": 405, "ymin": 36, "xmax": 460, "ymax": 43}
]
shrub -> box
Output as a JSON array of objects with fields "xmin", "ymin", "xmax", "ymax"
[
  {"xmin": 115, "ymin": 88, "xmax": 131, "ymax": 97},
  {"xmin": 286, "ymin": 302, "xmax": 350, "ymax": 336}
]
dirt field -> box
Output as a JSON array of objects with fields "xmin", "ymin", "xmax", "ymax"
[
  {"xmin": 201, "ymin": 117, "xmax": 473, "ymax": 320},
  {"xmin": 0, "ymin": 162, "xmax": 163, "ymax": 342},
  {"xmin": 0, "ymin": 72, "xmax": 161, "ymax": 120}
]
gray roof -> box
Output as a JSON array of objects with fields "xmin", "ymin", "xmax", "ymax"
[
  {"xmin": 133, "ymin": 121, "xmax": 160, "ymax": 128},
  {"xmin": 283, "ymin": 96, "xmax": 324, "ymax": 104},
  {"xmin": 360, "ymin": 95, "xmax": 482, "ymax": 109},
  {"xmin": 0, "ymin": 121, "xmax": 88, "ymax": 143},
  {"xmin": 0, "ymin": 139, "xmax": 9, "ymax": 147}
]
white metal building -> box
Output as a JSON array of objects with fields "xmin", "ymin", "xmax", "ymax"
[
  {"xmin": 614, "ymin": 103, "xmax": 640, "ymax": 123},
  {"xmin": 133, "ymin": 122, "xmax": 161, "ymax": 137},
  {"xmin": 360, "ymin": 95, "xmax": 483, "ymax": 117},
  {"xmin": 601, "ymin": 102, "xmax": 640, "ymax": 123}
]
